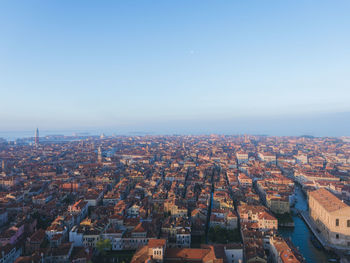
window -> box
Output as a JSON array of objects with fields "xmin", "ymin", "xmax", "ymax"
[
  {"xmin": 336, "ymin": 234, "xmax": 339, "ymax": 239},
  {"xmin": 336, "ymin": 219, "xmax": 339, "ymax": 226},
  {"xmin": 347, "ymin": 220, "xmax": 350, "ymax": 227}
]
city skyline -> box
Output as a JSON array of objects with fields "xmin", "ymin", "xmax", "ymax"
[
  {"xmin": 1, "ymin": 2, "xmax": 350, "ymax": 262},
  {"xmin": 0, "ymin": 134, "xmax": 349, "ymax": 262},
  {"xmin": 1, "ymin": 1, "xmax": 350, "ymax": 135}
]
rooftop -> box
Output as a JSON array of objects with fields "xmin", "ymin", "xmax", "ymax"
[{"xmin": 309, "ymin": 188, "xmax": 348, "ymax": 212}]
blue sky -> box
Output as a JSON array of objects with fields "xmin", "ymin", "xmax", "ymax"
[{"xmin": 0, "ymin": 1, "xmax": 350, "ymax": 136}]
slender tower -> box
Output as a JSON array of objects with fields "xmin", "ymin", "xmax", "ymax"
[
  {"xmin": 35, "ymin": 128, "xmax": 39, "ymax": 145},
  {"xmin": 98, "ymin": 146, "xmax": 102, "ymax": 163},
  {"xmin": 1, "ymin": 160, "xmax": 5, "ymax": 174}
]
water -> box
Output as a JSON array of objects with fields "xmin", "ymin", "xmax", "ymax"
[
  {"xmin": 0, "ymin": 129, "xmax": 151, "ymax": 141},
  {"xmin": 279, "ymin": 184, "xmax": 333, "ymax": 263},
  {"xmin": 0, "ymin": 130, "xmax": 93, "ymax": 141},
  {"xmin": 0, "ymin": 131, "xmax": 38, "ymax": 141}
]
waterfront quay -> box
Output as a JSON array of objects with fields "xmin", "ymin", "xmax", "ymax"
[{"xmin": 299, "ymin": 210, "xmax": 350, "ymax": 262}]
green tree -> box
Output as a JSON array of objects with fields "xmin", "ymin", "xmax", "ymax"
[
  {"xmin": 208, "ymin": 226, "xmax": 241, "ymax": 244},
  {"xmin": 96, "ymin": 239, "xmax": 112, "ymax": 255}
]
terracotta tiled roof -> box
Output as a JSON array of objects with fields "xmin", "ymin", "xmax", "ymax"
[
  {"xmin": 148, "ymin": 239, "xmax": 166, "ymax": 248},
  {"xmin": 165, "ymin": 248, "xmax": 212, "ymax": 260},
  {"xmin": 309, "ymin": 188, "xmax": 348, "ymax": 212}
]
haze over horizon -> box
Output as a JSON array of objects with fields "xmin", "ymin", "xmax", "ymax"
[
  {"xmin": 1, "ymin": 110, "xmax": 350, "ymax": 139},
  {"xmin": 1, "ymin": 1, "xmax": 350, "ymax": 135}
]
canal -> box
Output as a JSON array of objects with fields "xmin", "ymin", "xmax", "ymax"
[{"xmin": 279, "ymin": 184, "xmax": 335, "ymax": 263}]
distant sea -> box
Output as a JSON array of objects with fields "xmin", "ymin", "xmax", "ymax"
[
  {"xmin": 0, "ymin": 131, "xmax": 37, "ymax": 140},
  {"xmin": 0, "ymin": 130, "xmax": 154, "ymax": 141},
  {"xmin": 0, "ymin": 130, "xmax": 94, "ymax": 141}
]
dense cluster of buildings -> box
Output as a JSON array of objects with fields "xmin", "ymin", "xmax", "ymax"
[{"xmin": 0, "ymin": 134, "xmax": 349, "ymax": 262}]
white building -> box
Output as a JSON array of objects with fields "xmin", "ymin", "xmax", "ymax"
[
  {"xmin": 223, "ymin": 244, "xmax": 243, "ymax": 263},
  {"xmin": 69, "ymin": 225, "xmax": 84, "ymax": 247}
]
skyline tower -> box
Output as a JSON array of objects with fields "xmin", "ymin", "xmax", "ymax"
[
  {"xmin": 1, "ymin": 160, "xmax": 5, "ymax": 172},
  {"xmin": 98, "ymin": 146, "xmax": 102, "ymax": 163},
  {"xmin": 35, "ymin": 128, "xmax": 39, "ymax": 145}
]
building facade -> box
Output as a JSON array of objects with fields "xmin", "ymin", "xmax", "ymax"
[{"xmin": 309, "ymin": 188, "xmax": 350, "ymax": 247}]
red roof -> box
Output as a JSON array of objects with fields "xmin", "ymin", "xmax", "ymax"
[{"xmin": 148, "ymin": 239, "xmax": 166, "ymax": 248}]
